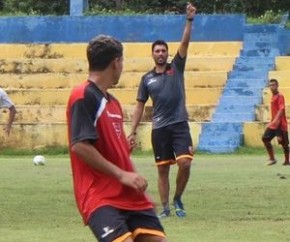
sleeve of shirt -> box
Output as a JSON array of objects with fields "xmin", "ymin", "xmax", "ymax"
[
  {"xmin": 278, "ymin": 94, "xmax": 286, "ymax": 110},
  {"xmin": 172, "ymin": 52, "xmax": 186, "ymax": 72},
  {"xmin": 0, "ymin": 89, "xmax": 14, "ymax": 108},
  {"xmin": 137, "ymin": 76, "xmax": 149, "ymax": 103},
  {"xmin": 69, "ymin": 93, "xmax": 99, "ymax": 145}
]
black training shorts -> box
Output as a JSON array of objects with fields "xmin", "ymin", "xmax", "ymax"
[
  {"xmin": 262, "ymin": 127, "xmax": 289, "ymax": 145},
  {"xmin": 88, "ymin": 206, "xmax": 165, "ymax": 242},
  {"xmin": 151, "ymin": 121, "xmax": 193, "ymax": 165}
]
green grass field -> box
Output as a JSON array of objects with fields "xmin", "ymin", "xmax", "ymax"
[{"xmin": 1, "ymin": 153, "xmax": 290, "ymax": 242}]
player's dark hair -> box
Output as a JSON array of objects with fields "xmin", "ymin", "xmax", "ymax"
[
  {"xmin": 269, "ymin": 78, "xmax": 279, "ymax": 86},
  {"xmin": 152, "ymin": 40, "xmax": 168, "ymax": 52},
  {"xmin": 87, "ymin": 35, "xmax": 123, "ymax": 71}
]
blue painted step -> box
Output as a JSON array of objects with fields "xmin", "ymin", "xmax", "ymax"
[
  {"xmin": 201, "ymin": 122, "xmax": 243, "ymax": 134},
  {"xmin": 226, "ymin": 78, "xmax": 266, "ymax": 88},
  {"xmin": 198, "ymin": 145, "xmax": 238, "ymax": 153},
  {"xmin": 240, "ymin": 48, "xmax": 280, "ymax": 57},
  {"xmin": 215, "ymin": 104, "xmax": 255, "ymax": 113},
  {"xmin": 222, "ymin": 87, "xmax": 262, "ymax": 96},
  {"xmin": 228, "ymin": 70, "xmax": 268, "ymax": 79},
  {"xmin": 243, "ymin": 33, "xmax": 278, "ymax": 49},
  {"xmin": 199, "ymin": 134, "xmax": 242, "ymax": 147},
  {"xmin": 233, "ymin": 63, "xmax": 275, "ymax": 71},
  {"xmin": 198, "ymin": 130, "xmax": 243, "ymax": 153},
  {"xmin": 218, "ymin": 96, "xmax": 261, "ymax": 106},
  {"xmin": 212, "ymin": 112, "xmax": 256, "ymax": 122},
  {"xmin": 235, "ymin": 57, "xmax": 275, "ymax": 65}
]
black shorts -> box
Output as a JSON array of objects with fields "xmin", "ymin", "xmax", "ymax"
[
  {"xmin": 151, "ymin": 121, "xmax": 193, "ymax": 165},
  {"xmin": 88, "ymin": 206, "xmax": 165, "ymax": 242},
  {"xmin": 262, "ymin": 127, "xmax": 289, "ymax": 145}
]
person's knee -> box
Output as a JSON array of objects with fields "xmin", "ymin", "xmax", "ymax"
[
  {"xmin": 262, "ymin": 136, "xmax": 272, "ymax": 147},
  {"xmin": 262, "ymin": 136, "xmax": 269, "ymax": 143},
  {"xmin": 277, "ymin": 136, "xmax": 289, "ymax": 150},
  {"xmin": 277, "ymin": 136, "xmax": 284, "ymax": 145},
  {"xmin": 157, "ymin": 164, "xmax": 170, "ymax": 177},
  {"xmin": 177, "ymin": 159, "xmax": 192, "ymax": 170},
  {"xmin": 281, "ymin": 141, "xmax": 289, "ymax": 151}
]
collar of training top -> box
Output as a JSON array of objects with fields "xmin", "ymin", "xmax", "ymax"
[{"xmin": 152, "ymin": 63, "xmax": 171, "ymax": 75}]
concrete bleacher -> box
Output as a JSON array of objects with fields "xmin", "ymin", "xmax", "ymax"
[
  {"xmin": 0, "ymin": 42, "xmax": 242, "ymax": 150},
  {"xmin": 198, "ymin": 25, "xmax": 285, "ymax": 153},
  {"xmin": 0, "ymin": 13, "xmax": 289, "ymax": 152},
  {"xmin": 244, "ymin": 56, "xmax": 290, "ymax": 148},
  {"xmin": 259, "ymin": 56, "xmax": 290, "ymax": 121}
]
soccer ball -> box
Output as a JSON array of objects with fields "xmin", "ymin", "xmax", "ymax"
[{"xmin": 33, "ymin": 155, "xmax": 46, "ymax": 166}]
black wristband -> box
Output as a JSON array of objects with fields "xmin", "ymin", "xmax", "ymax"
[{"xmin": 187, "ymin": 18, "xmax": 194, "ymax": 22}]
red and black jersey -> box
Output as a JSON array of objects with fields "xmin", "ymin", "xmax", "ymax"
[
  {"xmin": 269, "ymin": 92, "xmax": 288, "ymax": 131},
  {"xmin": 66, "ymin": 81, "xmax": 153, "ymax": 224}
]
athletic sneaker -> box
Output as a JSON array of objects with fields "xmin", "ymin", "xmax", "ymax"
[
  {"xmin": 267, "ymin": 159, "xmax": 277, "ymax": 166},
  {"xmin": 173, "ymin": 199, "xmax": 186, "ymax": 217},
  {"xmin": 158, "ymin": 209, "xmax": 170, "ymax": 219}
]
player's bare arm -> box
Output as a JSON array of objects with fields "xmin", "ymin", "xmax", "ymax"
[
  {"xmin": 128, "ymin": 101, "xmax": 145, "ymax": 148},
  {"xmin": 71, "ymin": 141, "xmax": 148, "ymax": 192},
  {"xmin": 178, "ymin": 3, "xmax": 196, "ymax": 58},
  {"xmin": 4, "ymin": 105, "xmax": 16, "ymax": 136}
]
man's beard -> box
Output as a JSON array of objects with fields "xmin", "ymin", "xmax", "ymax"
[{"xmin": 154, "ymin": 58, "xmax": 167, "ymax": 66}]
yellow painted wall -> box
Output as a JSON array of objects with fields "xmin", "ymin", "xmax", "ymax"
[
  {"xmin": 0, "ymin": 122, "xmax": 202, "ymax": 151},
  {"xmin": 243, "ymin": 122, "xmax": 288, "ymax": 147},
  {"xmin": 263, "ymin": 87, "xmax": 290, "ymax": 105},
  {"xmin": 0, "ymin": 42, "xmax": 242, "ymax": 58},
  {"xmin": 0, "ymin": 42, "xmax": 243, "ymax": 150},
  {"xmin": 275, "ymin": 57, "xmax": 290, "ymax": 71}
]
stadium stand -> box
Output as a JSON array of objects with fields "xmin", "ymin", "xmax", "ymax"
[
  {"xmin": 0, "ymin": 42, "xmax": 241, "ymax": 150},
  {"xmin": 0, "ymin": 14, "xmax": 289, "ymax": 152},
  {"xmin": 198, "ymin": 24, "xmax": 288, "ymax": 153},
  {"xmin": 244, "ymin": 56, "xmax": 290, "ymax": 148}
]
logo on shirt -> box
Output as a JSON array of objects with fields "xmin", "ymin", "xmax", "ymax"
[
  {"xmin": 101, "ymin": 226, "xmax": 115, "ymax": 238},
  {"xmin": 106, "ymin": 110, "xmax": 121, "ymax": 119},
  {"xmin": 153, "ymin": 117, "xmax": 161, "ymax": 123},
  {"xmin": 166, "ymin": 68, "xmax": 174, "ymax": 75},
  {"xmin": 106, "ymin": 111, "xmax": 122, "ymax": 138},
  {"xmin": 112, "ymin": 122, "xmax": 122, "ymax": 138},
  {"xmin": 147, "ymin": 78, "xmax": 157, "ymax": 85}
]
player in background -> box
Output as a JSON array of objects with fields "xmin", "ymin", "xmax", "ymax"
[
  {"xmin": 66, "ymin": 35, "xmax": 167, "ymax": 242},
  {"xmin": 262, "ymin": 78, "xmax": 289, "ymax": 166},
  {"xmin": 0, "ymin": 88, "xmax": 16, "ymax": 136},
  {"xmin": 128, "ymin": 3, "xmax": 196, "ymax": 218}
]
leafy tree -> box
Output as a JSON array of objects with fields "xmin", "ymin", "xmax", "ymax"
[
  {"xmin": 0, "ymin": 0, "xmax": 289, "ymax": 16},
  {"xmin": 2, "ymin": 0, "xmax": 69, "ymax": 15}
]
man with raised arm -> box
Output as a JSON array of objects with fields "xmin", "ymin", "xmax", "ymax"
[{"xmin": 129, "ymin": 3, "xmax": 196, "ymax": 218}]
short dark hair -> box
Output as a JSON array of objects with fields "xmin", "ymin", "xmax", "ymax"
[
  {"xmin": 151, "ymin": 40, "xmax": 168, "ymax": 52},
  {"xmin": 269, "ymin": 78, "xmax": 279, "ymax": 86},
  {"xmin": 87, "ymin": 35, "xmax": 123, "ymax": 71}
]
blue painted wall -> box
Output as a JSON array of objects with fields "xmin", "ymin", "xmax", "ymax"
[
  {"xmin": 244, "ymin": 24, "xmax": 290, "ymax": 55},
  {"xmin": 278, "ymin": 28, "xmax": 290, "ymax": 55},
  {"xmin": 0, "ymin": 14, "xmax": 245, "ymax": 43}
]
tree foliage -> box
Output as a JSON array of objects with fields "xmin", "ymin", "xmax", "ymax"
[
  {"xmin": 88, "ymin": 0, "xmax": 290, "ymax": 16},
  {"xmin": 0, "ymin": 0, "xmax": 289, "ymax": 17},
  {"xmin": 0, "ymin": 0, "xmax": 69, "ymax": 15}
]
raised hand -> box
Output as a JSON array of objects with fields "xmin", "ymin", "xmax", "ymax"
[{"xmin": 186, "ymin": 2, "xmax": 196, "ymax": 20}]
